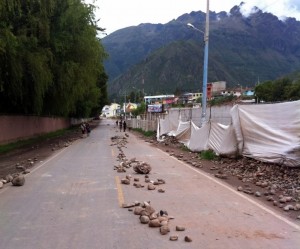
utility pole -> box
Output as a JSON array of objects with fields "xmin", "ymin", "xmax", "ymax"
[{"xmin": 201, "ymin": 0, "xmax": 210, "ymax": 125}]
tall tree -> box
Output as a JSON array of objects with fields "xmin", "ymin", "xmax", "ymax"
[{"xmin": 0, "ymin": 0, "xmax": 108, "ymax": 117}]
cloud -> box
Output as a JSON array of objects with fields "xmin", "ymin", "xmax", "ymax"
[{"xmin": 230, "ymin": 0, "xmax": 300, "ymax": 20}]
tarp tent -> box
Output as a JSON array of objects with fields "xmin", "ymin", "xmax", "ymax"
[
  {"xmin": 158, "ymin": 100, "xmax": 300, "ymax": 167},
  {"xmin": 231, "ymin": 101, "xmax": 300, "ymax": 167}
]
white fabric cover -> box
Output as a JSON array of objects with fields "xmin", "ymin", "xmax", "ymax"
[
  {"xmin": 208, "ymin": 122, "xmax": 238, "ymax": 156},
  {"xmin": 235, "ymin": 101, "xmax": 300, "ymax": 167},
  {"xmin": 186, "ymin": 122, "xmax": 210, "ymax": 151},
  {"xmin": 168, "ymin": 121, "xmax": 191, "ymax": 144},
  {"xmin": 158, "ymin": 101, "xmax": 300, "ymax": 167}
]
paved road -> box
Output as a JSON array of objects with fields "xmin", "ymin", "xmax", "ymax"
[{"xmin": 0, "ymin": 119, "xmax": 300, "ymax": 249}]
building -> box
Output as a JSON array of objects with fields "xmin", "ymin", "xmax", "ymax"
[
  {"xmin": 101, "ymin": 103, "xmax": 121, "ymax": 117},
  {"xmin": 179, "ymin": 92, "xmax": 202, "ymax": 104},
  {"xmin": 144, "ymin": 95, "xmax": 175, "ymax": 104},
  {"xmin": 207, "ymin": 81, "xmax": 227, "ymax": 99}
]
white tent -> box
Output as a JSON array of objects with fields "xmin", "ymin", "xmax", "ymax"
[{"xmin": 158, "ymin": 100, "xmax": 300, "ymax": 167}]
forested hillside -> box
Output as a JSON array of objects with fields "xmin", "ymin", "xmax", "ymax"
[
  {"xmin": 102, "ymin": 5, "xmax": 300, "ymax": 99},
  {"xmin": 0, "ymin": 0, "xmax": 108, "ymax": 117}
]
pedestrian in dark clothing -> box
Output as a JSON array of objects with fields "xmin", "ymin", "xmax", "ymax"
[
  {"xmin": 119, "ymin": 120, "xmax": 122, "ymax": 132},
  {"xmin": 80, "ymin": 123, "xmax": 86, "ymax": 135},
  {"xmin": 86, "ymin": 123, "xmax": 91, "ymax": 136},
  {"xmin": 123, "ymin": 120, "xmax": 127, "ymax": 132}
]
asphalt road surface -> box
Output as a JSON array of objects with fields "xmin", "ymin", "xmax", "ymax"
[{"xmin": 1, "ymin": 119, "xmax": 300, "ymax": 249}]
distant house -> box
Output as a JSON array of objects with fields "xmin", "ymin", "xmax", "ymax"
[
  {"xmin": 207, "ymin": 81, "xmax": 227, "ymax": 99},
  {"xmin": 179, "ymin": 92, "xmax": 202, "ymax": 103},
  {"xmin": 125, "ymin": 103, "xmax": 138, "ymax": 113},
  {"xmin": 101, "ymin": 103, "xmax": 120, "ymax": 117}
]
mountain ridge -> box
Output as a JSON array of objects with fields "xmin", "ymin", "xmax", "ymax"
[{"xmin": 102, "ymin": 5, "xmax": 300, "ymax": 99}]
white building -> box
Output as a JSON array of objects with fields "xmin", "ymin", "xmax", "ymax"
[{"xmin": 101, "ymin": 103, "xmax": 121, "ymax": 117}]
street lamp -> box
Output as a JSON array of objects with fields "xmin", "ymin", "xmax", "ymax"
[{"xmin": 187, "ymin": 0, "xmax": 210, "ymax": 126}]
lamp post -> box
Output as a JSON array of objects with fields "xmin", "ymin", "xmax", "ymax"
[{"xmin": 187, "ymin": 0, "xmax": 209, "ymax": 126}]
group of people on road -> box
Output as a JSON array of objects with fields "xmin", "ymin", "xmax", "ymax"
[
  {"xmin": 80, "ymin": 122, "xmax": 91, "ymax": 136},
  {"xmin": 116, "ymin": 120, "xmax": 127, "ymax": 132}
]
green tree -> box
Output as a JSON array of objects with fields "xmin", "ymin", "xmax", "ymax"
[{"xmin": 0, "ymin": 0, "xmax": 108, "ymax": 117}]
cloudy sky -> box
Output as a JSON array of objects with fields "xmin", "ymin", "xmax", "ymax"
[{"xmin": 85, "ymin": 0, "xmax": 300, "ymax": 34}]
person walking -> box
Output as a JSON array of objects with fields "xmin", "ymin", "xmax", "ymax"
[
  {"xmin": 119, "ymin": 120, "xmax": 123, "ymax": 132},
  {"xmin": 116, "ymin": 120, "xmax": 118, "ymax": 127},
  {"xmin": 80, "ymin": 122, "xmax": 86, "ymax": 136},
  {"xmin": 86, "ymin": 123, "xmax": 91, "ymax": 136},
  {"xmin": 123, "ymin": 120, "xmax": 127, "ymax": 132}
]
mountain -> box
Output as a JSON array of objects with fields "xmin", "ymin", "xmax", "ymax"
[{"xmin": 101, "ymin": 4, "xmax": 300, "ymax": 99}]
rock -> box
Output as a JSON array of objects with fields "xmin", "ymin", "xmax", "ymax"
[
  {"xmin": 147, "ymin": 183, "xmax": 156, "ymax": 190},
  {"xmin": 184, "ymin": 236, "xmax": 192, "ymax": 242},
  {"xmin": 170, "ymin": 235, "xmax": 179, "ymax": 241},
  {"xmin": 255, "ymin": 191, "xmax": 261, "ymax": 197},
  {"xmin": 122, "ymin": 203, "xmax": 135, "ymax": 208},
  {"xmin": 121, "ymin": 178, "xmax": 130, "ymax": 185},
  {"xmin": 283, "ymin": 205, "xmax": 294, "ymax": 211},
  {"xmin": 12, "ymin": 175, "xmax": 25, "ymax": 186},
  {"xmin": 5, "ymin": 174, "xmax": 13, "ymax": 183},
  {"xmin": 160, "ymin": 210, "xmax": 168, "ymax": 216},
  {"xmin": 237, "ymin": 186, "xmax": 243, "ymax": 191},
  {"xmin": 145, "ymin": 205, "xmax": 155, "ymax": 215},
  {"xmin": 149, "ymin": 213, "xmax": 158, "ymax": 220},
  {"xmin": 23, "ymin": 169, "xmax": 30, "ymax": 174},
  {"xmin": 176, "ymin": 226, "xmax": 185, "ymax": 231},
  {"xmin": 133, "ymin": 206, "xmax": 144, "ymax": 215},
  {"xmin": 158, "ymin": 189, "xmax": 165, "ymax": 193},
  {"xmin": 140, "ymin": 215, "xmax": 150, "ymax": 224},
  {"xmin": 0, "ymin": 181, "xmax": 3, "ymax": 189},
  {"xmin": 160, "ymin": 225, "xmax": 170, "ymax": 235},
  {"xmin": 158, "ymin": 216, "xmax": 169, "ymax": 223},
  {"xmin": 149, "ymin": 219, "xmax": 161, "ymax": 227}
]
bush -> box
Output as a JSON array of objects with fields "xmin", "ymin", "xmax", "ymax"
[{"xmin": 199, "ymin": 150, "xmax": 218, "ymax": 160}]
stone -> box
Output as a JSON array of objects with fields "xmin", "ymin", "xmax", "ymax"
[
  {"xmin": 149, "ymin": 219, "xmax": 161, "ymax": 227},
  {"xmin": 184, "ymin": 236, "xmax": 192, "ymax": 242},
  {"xmin": 147, "ymin": 183, "xmax": 156, "ymax": 190},
  {"xmin": 255, "ymin": 191, "xmax": 261, "ymax": 197},
  {"xmin": 160, "ymin": 225, "xmax": 170, "ymax": 235},
  {"xmin": 0, "ymin": 181, "xmax": 3, "ymax": 189},
  {"xmin": 158, "ymin": 189, "xmax": 165, "ymax": 193},
  {"xmin": 176, "ymin": 226, "xmax": 185, "ymax": 231},
  {"xmin": 12, "ymin": 175, "xmax": 25, "ymax": 186},
  {"xmin": 133, "ymin": 206, "xmax": 144, "ymax": 215},
  {"xmin": 145, "ymin": 205, "xmax": 155, "ymax": 215},
  {"xmin": 169, "ymin": 235, "xmax": 179, "ymax": 241},
  {"xmin": 122, "ymin": 203, "xmax": 135, "ymax": 208},
  {"xmin": 140, "ymin": 215, "xmax": 150, "ymax": 224},
  {"xmin": 121, "ymin": 178, "xmax": 130, "ymax": 185},
  {"xmin": 5, "ymin": 174, "xmax": 13, "ymax": 183}
]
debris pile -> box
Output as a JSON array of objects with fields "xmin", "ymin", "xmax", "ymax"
[{"xmin": 122, "ymin": 200, "xmax": 191, "ymax": 242}]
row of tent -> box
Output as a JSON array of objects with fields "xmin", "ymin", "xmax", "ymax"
[{"xmin": 157, "ymin": 100, "xmax": 300, "ymax": 167}]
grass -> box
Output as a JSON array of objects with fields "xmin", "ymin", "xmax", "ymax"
[
  {"xmin": 0, "ymin": 127, "xmax": 77, "ymax": 155},
  {"xmin": 199, "ymin": 149, "xmax": 218, "ymax": 160},
  {"xmin": 132, "ymin": 128, "xmax": 156, "ymax": 137},
  {"xmin": 180, "ymin": 144, "xmax": 190, "ymax": 152}
]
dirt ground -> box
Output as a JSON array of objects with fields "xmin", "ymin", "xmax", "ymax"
[{"xmin": 1, "ymin": 120, "xmax": 300, "ymax": 223}]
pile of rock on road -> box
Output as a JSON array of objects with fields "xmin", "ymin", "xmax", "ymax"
[
  {"xmin": 111, "ymin": 134, "xmax": 192, "ymax": 242},
  {"xmin": 122, "ymin": 201, "xmax": 192, "ymax": 242},
  {"xmin": 0, "ymin": 159, "xmax": 34, "ymax": 189}
]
